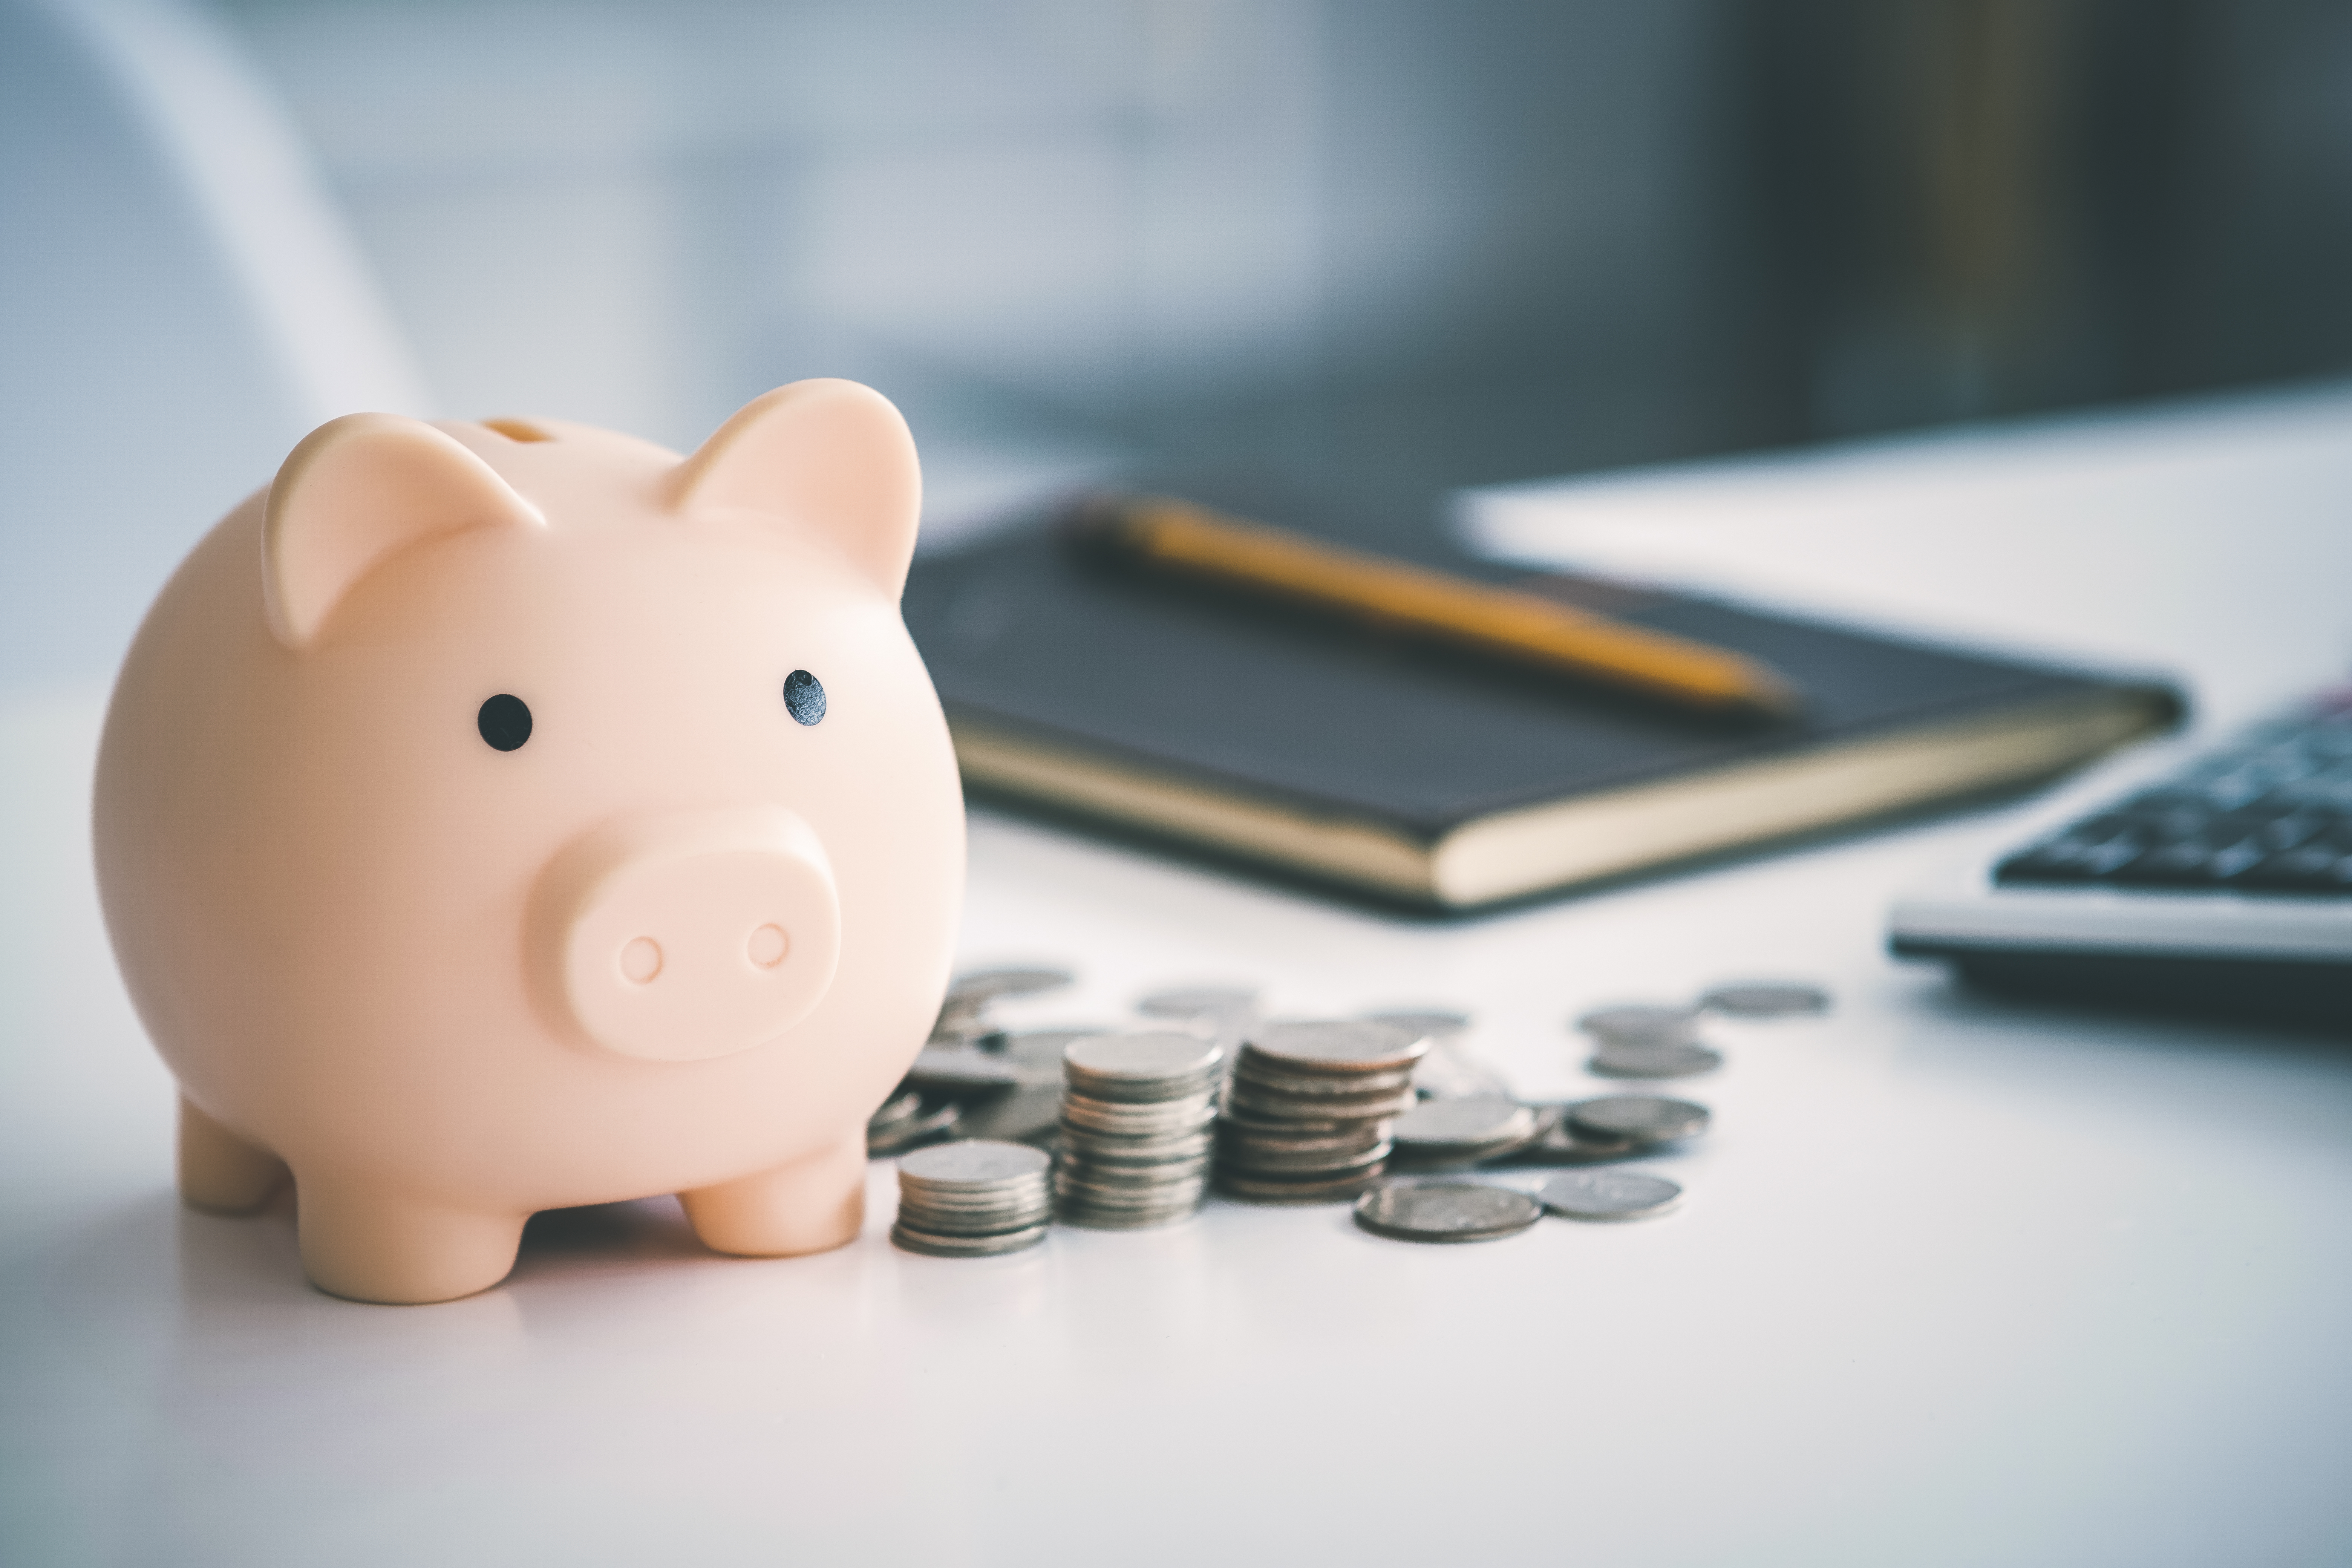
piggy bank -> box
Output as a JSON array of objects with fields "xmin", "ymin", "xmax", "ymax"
[{"xmin": 93, "ymin": 380, "xmax": 965, "ymax": 1303}]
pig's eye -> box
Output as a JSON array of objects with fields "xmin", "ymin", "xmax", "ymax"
[
  {"xmin": 783, "ymin": 669, "xmax": 826, "ymax": 726},
  {"xmin": 478, "ymin": 694, "xmax": 533, "ymax": 752}
]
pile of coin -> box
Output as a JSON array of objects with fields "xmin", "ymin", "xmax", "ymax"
[
  {"xmin": 868, "ymin": 965, "xmax": 1078, "ymax": 1158},
  {"xmin": 891, "ymin": 1140, "xmax": 1054, "ymax": 1256},
  {"xmin": 1215, "ymin": 1019, "xmax": 1428, "ymax": 1202},
  {"xmin": 1054, "ymin": 1032, "xmax": 1223, "ymax": 1228}
]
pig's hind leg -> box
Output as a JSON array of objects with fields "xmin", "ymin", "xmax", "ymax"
[
  {"xmin": 294, "ymin": 1177, "xmax": 528, "ymax": 1304},
  {"xmin": 681, "ymin": 1131, "xmax": 866, "ymax": 1257},
  {"xmin": 178, "ymin": 1095, "xmax": 289, "ymax": 1213}
]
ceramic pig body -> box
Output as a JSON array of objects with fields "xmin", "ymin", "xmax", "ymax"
[{"xmin": 94, "ymin": 381, "xmax": 965, "ymax": 1303}]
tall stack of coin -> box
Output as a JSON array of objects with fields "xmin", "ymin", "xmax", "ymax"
[
  {"xmin": 891, "ymin": 1141, "xmax": 1054, "ymax": 1257},
  {"xmin": 1215, "ymin": 1019, "xmax": 1427, "ymax": 1202},
  {"xmin": 1053, "ymin": 1032, "xmax": 1223, "ymax": 1228}
]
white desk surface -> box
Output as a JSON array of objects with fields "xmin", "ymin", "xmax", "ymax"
[{"xmin": 6, "ymin": 387, "xmax": 2352, "ymax": 1566}]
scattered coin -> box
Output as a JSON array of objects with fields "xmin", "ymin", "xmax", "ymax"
[
  {"xmin": 1702, "ymin": 981, "xmax": 1830, "ymax": 1018},
  {"xmin": 947, "ymin": 1083, "xmax": 1064, "ymax": 1147},
  {"xmin": 1538, "ymin": 1169, "xmax": 1682, "ymax": 1222},
  {"xmin": 1588, "ymin": 1041, "xmax": 1724, "ymax": 1080},
  {"xmin": 1352, "ymin": 1181, "xmax": 1544, "ymax": 1243},
  {"xmin": 1576, "ymin": 1004, "xmax": 1702, "ymax": 1045},
  {"xmin": 1566, "ymin": 1095, "xmax": 1710, "ymax": 1146}
]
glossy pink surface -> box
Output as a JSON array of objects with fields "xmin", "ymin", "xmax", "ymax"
[{"xmin": 92, "ymin": 381, "xmax": 965, "ymax": 1302}]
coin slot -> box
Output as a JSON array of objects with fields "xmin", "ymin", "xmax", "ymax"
[{"xmin": 483, "ymin": 418, "xmax": 554, "ymax": 443}]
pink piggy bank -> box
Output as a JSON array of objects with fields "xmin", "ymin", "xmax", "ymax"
[{"xmin": 93, "ymin": 380, "xmax": 965, "ymax": 1304}]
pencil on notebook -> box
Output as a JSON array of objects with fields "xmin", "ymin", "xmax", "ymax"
[{"xmin": 1067, "ymin": 493, "xmax": 1805, "ymax": 721}]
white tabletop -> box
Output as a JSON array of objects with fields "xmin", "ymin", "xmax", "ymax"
[{"xmin": 6, "ymin": 386, "xmax": 2352, "ymax": 1566}]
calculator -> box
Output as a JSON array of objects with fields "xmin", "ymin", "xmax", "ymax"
[{"xmin": 1889, "ymin": 694, "xmax": 2352, "ymax": 1025}]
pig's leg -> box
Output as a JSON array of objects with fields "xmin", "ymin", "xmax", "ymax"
[
  {"xmin": 680, "ymin": 1132, "xmax": 867, "ymax": 1257},
  {"xmin": 178, "ymin": 1095, "xmax": 289, "ymax": 1213},
  {"xmin": 294, "ymin": 1176, "xmax": 527, "ymax": 1305}
]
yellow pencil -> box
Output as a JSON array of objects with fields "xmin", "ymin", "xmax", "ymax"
[{"xmin": 1069, "ymin": 493, "xmax": 1804, "ymax": 721}]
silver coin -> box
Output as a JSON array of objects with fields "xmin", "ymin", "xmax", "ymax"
[
  {"xmin": 1064, "ymin": 1032, "xmax": 1225, "ymax": 1092},
  {"xmin": 997, "ymin": 1027, "xmax": 1112, "ymax": 1070},
  {"xmin": 891, "ymin": 1220, "xmax": 1050, "ymax": 1257},
  {"xmin": 1217, "ymin": 1166, "xmax": 1388, "ymax": 1203},
  {"xmin": 1138, "ymin": 984, "xmax": 1259, "ymax": 1019},
  {"xmin": 1410, "ymin": 1041, "xmax": 1513, "ymax": 1099},
  {"xmin": 868, "ymin": 1089, "xmax": 923, "ymax": 1131},
  {"xmin": 1702, "ymin": 981, "xmax": 1830, "ymax": 1018},
  {"xmin": 1538, "ymin": 1170, "xmax": 1683, "ymax": 1222},
  {"xmin": 1390, "ymin": 1095, "xmax": 1537, "ymax": 1154},
  {"xmin": 1231, "ymin": 1060, "xmax": 1418, "ymax": 1097},
  {"xmin": 1361, "ymin": 1008, "xmax": 1471, "ymax": 1040},
  {"xmin": 1352, "ymin": 1181, "xmax": 1544, "ymax": 1243},
  {"xmin": 1499, "ymin": 1122, "xmax": 1642, "ymax": 1166},
  {"xmin": 1059, "ymin": 1090, "xmax": 1218, "ymax": 1135},
  {"xmin": 867, "ymin": 1100, "xmax": 960, "ymax": 1155},
  {"xmin": 899, "ymin": 1140, "xmax": 1053, "ymax": 1188},
  {"xmin": 1215, "ymin": 1140, "xmax": 1390, "ymax": 1178},
  {"xmin": 906, "ymin": 1046, "xmax": 1024, "ymax": 1094},
  {"xmin": 1576, "ymin": 1004, "xmax": 1701, "ymax": 1045},
  {"xmin": 1245, "ymin": 1019, "xmax": 1427, "ymax": 1076},
  {"xmin": 1222, "ymin": 1083, "xmax": 1416, "ymax": 1124},
  {"xmin": 1589, "ymin": 1041, "xmax": 1724, "ymax": 1080},
  {"xmin": 948, "ymin": 1083, "xmax": 1065, "ymax": 1146},
  {"xmin": 948, "ymin": 965, "xmax": 1076, "ymax": 1004},
  {"xmin": 1566, "ymin": 1095, "xmax": 1710, "ymax": 1145}
]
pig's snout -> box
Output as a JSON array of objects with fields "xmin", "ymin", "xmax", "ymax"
[{"xmin": 530, "ymin": 809, "xmax": 842, "ymax": 1061}]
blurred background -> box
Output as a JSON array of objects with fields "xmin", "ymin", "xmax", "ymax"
[{"xmin": 7, "ymin": 0, "xmax": 2352, "ymax": 684}]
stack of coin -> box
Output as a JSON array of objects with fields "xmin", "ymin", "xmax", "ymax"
[
  {"xmin": 891, "ymin": 1140, "xmax": 1053, "ymax": 1256},
  {"xmin": 1576, "ymin": 1003, "xmax": 1724, "ymax": 1079},
  {"xmin": 1053, "ymin": 1032, "xmax": 1223, "ymax": 1228},
  {"xmin": 1215, "ymin": 1019, "xmax": 1427, "ymax": 1202}
]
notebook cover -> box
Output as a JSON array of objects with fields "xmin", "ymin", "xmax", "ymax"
[{"xmin": 902, "ymin": 527, "xmax": 2181, "ymax": 846}]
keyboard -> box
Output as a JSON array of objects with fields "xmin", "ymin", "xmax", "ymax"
[
  {"xmin": 1888, "ymin": 695, "xmax": 2352, "ymax": 1027},
  {"xmin": 1992, "ymin": 704, "xmax": 2352, "ymax": 894}
]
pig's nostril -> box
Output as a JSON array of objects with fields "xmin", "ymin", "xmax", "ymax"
[
  {"xmin": 620, "ymin": 936, "xmax": 663, "ymax": 984},
  {"xmin": 747, "ymin": 923, "xmax": 789, "ymax": 969}
]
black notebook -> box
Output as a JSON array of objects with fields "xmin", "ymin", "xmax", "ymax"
[{"xmin": 903, "ymin": 527, "xmax": 2180, "ymax": 910}]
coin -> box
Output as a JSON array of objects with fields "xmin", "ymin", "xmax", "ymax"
[
  {"xmin": 1390, "ymin": 1095, "xmax": 1539, "ymax": 1157},
  {"xmin": 1245, "ymin": 1018, "xmax": 1428, "ymax": 1076},
  {"xmin": 907, "ymin": 1046, "xmax": 1025, "ymax": 1095},
  {"xmin": 900, "ymin": 1140, "xmax": 1052, "ymax": 1188},
  {"xmin": 948, "ymin": 965, "xmax": 1075, "ymax": 1004},
  {"xmin": 1497, "ymin": 1121, "xmax": 1641, "ymax": 1166},
  {"xmin": 1588, "ymin": 1041, "xmax": 1723, "ymax": 1079},
  {"xmin": 1537, "ymin": 1170, "xmax": 1682, "ymax": 1221},
  {"xmin": 891, "ymin": 1220, "xmax": 1050, "ymax": 1257},
  {"xmin": 1352, "ymin": 1181, "xmax": 1543, "ymax": 1243},
  {"xmin": 868, "ymin": 1089, "xmax": 922, "ymax": 1132},
  {"xmin": 1215, "ymin": 1166, "xmax": 1388, "ymax": 1203},
  {"xmin": 1702, "ymin": 981, "xmax": 1829, "ymax": 1018},
  {"xmin": 867, "ymin": 1099, "xmax": 960, "ymax": 1156},
  {"xmin": 948, "ymin": 1083, "xmax": 1064, "ymax": 1146},
  {"xmin": 1566, "ymin": 1095, "xmax": 1710, "ymax": 1145},
  {"xmin": 1362, "ymin": 1008, "xmax": 1472, "ymax": 1040},
  {"xmin": 1576, "ymin": 1004, "xmax": 1701, "ymax": 1045},
  {"xmin": 1063, "ymin": 1032, "xmax": 1225, "ymax": 1100},
  {"xmin": 1138, "ymin": 984, "xmax": 1259, "ymax": 1020}
]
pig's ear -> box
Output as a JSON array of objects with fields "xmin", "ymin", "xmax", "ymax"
[
  {"xmin": 668, "ymin": 379, "xmax": 921, "ymax": 597},
  {"xmin": 262, "ymin": 413, "xmax": 545, "ymax": 648}
]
